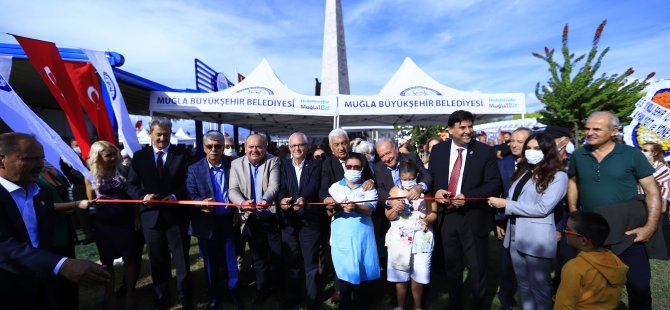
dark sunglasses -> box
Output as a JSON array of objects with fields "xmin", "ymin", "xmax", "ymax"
[
  {"xmin": 345, "ymin": 165, "xmax": 363, "ymax": 171},
  {"xmin": 205, "ymin": 144, "xmax": 223, "ymax": 150},
  {"xmin": 314, "ymin": 155, "xmax": 322, "ymax": 159}
]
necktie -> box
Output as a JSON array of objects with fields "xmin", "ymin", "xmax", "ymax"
[
  {"xmin": 447, "ymin": 148, "xmax": 463, "ymax": 197},
  {"xmin": 156, "ymin": 151, "xmax": 164, "ymax": 178}
]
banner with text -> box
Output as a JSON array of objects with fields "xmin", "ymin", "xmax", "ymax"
[
  {"xmin": 150, "ymin": 91, "xmax": 338, "ymax": 116},
  {"xmin": 337, "ymin": 93, "xmax": 525, "ymax": 115}
]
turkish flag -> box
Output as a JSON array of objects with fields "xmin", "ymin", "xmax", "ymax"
[
  {"xmin": 64, "ymin": 61, "xmax": 117, "ymax": 145},
  {"xmin": 13, "ymin": 35, "xmax": 92, "ymax": 159}
]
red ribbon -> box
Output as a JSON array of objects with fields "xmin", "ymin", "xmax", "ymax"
[{"xmin": 94, "ymin": 196, "xmax": 490, "ymax": 208}]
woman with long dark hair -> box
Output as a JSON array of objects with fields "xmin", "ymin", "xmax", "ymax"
[{"xmin": 487, "ymin": 132, "xmax": 568, "ymax": 310}]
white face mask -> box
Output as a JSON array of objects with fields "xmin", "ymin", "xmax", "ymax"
[
  {"xmin": 344, "ymin": 169, "xmax": 362, "ymax": 183},
  {"xmin": 224, "ymin": 148, "xmax": 236, "ymax": 156},
  {"xmin": 401, "ymin": 179, "xmax": 417, "ymax": 190},
  {"xmin": 565, "ymin": 141, "xmax": 575, "ymax": 154},
  {"xmin": 642, "ymin": 150, "xmax": 653, "ymax": 160},
  {"xmin": 73, "ymin": 146, "xmax": 81, "ymax": 154},
  {"xmin": 369, "ymin": 154, "xmax": 375, "ymax": 162},
  {"xmin": 525, "ymin": 149, "xmax": 544, "ymax": 165}
]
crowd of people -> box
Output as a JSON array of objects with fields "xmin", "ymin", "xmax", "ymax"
[{"xmin": 1, "ymin": 109, "xmax": 669, "ymax": 310}]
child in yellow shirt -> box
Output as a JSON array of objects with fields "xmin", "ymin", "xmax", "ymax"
[{"xmin": 554, "ymin": 211, "xmax": 629, "ymax": 309}]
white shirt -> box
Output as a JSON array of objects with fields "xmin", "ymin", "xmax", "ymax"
[
  {"xmin": 152, "ymin": 145, "xmax": 169, "ymax": 166},
  {"xmin": 292, "ymin": 158, "xmax": 305, "ymax": 188},
  {"xmin": 448, "ymin": 140, "xmax": 468, "ymax": 195}
]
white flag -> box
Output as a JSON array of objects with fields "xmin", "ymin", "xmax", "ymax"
[
  {"xmin": 0, "ymin": 55, "xmax": 11, "ymax": 81},
  {"xmin": 0, "ymin": 72, "xmax": 92, "ymax": 181},
  {"xmin": 82, "ymin": 49, "xmax": 141, "ymax": 157}
]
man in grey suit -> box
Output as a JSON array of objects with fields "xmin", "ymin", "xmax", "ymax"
[{"xmin": 228, "ymin": 134, "xmax": 281, "ymax": 305}]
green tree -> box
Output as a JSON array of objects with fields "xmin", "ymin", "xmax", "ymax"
[
  {"xmin": 394, "ymin": 125, "xmax": 445, "ymax": 150},
  {"xmin": 534, "ymin": 20, "xmax": 655, "ymax": 142}
]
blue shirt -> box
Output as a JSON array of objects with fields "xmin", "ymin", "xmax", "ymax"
[
  {"xmin": 208, "ymin": 161, "xmax": 229, "ymax": 216},
  {"xmin": 0, "ymin": 177, "xmax": 66, "ymax": 274},
  {"xmin": 249, "ymin": 160, "xmax": 271, "ymax": 216}
]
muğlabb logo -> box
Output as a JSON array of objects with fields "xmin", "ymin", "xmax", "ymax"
[
  {"xmin": 236, "ymin": 87, "xmax": 274, "ymax": 95},
  {"xmin": 399, "ymin": 86, "xmax": 442, "ymax": 96},
  {"xmin": 102, "ymin": 72, "xmax": 117, "ymax": 100},
  {"xmin": 0, "ymin": 75, "xmax": 12, "ymax": 92}
]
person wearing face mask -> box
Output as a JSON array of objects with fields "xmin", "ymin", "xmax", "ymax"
[
  {"xmin": 384, "ymin": 159, "xmax": 437, "ymax": 310},
  {"xmin": 222, "ymin": 137, "xmax": 238, "ymax": 158},
  {"xmin": 488, "ymin": 132, "xmax": 568, "ymax": 310},
  {"xmin": 544, "ymin": 125, "xmax": 574, "ymax": 169},
  {"xmin": 328, "ymin": 155, "xmax": 380, "ymax": 310},
  {"xmin": 639, "ymin": 143, "xmax": 670, "ymax": 257}
]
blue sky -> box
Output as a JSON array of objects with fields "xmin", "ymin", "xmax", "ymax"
[{"xmin": 1, "ymin": 0, "xmax": 669, "ymax": 116}]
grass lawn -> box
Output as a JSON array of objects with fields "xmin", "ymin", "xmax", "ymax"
[{"xmin": 75, "ymin": 233, "xmax": 670, "ymax": 309}]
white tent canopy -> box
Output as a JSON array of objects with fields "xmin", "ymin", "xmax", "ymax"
[
  {"xmin": 336, "ymin": 57, "xmax": 526, "ymax": 127},
  {"xmin": 149, "ymin": 58, "xmax": 526, "ymax": 136},
  {"xmin": 150, "ymin": 59, "xmax": 337, "ymax": 136},
  {"xmin": 474, "ymin": 118, "xmax": 544, "ymax": 137}
]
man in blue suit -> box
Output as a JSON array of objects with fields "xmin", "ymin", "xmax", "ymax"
[
  {"xmin": 278, "ymin": 132, "xmax": 323, "ymax": 310},
  {"xmin": 186, "ymin": 130, "xmax": 239, "ymax": 310},
  {"xmin": 495, "ymin": 127, "xmax": 530, "ymax": 310},
  {"xmin": 0, "ymin": 133, "xmax": 110, "ymax": 308}
]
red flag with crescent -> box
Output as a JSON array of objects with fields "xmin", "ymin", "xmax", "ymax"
[
  {"xmin": 64, "ymin": 61, "xmax": 117, "ymax": 145},
  {"xmin": 13, "ymin": 35, "xmax": 92, "ymax": 159}
]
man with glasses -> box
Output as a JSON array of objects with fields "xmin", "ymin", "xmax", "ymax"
[
  {"xmin": 277, "ymin": 132, "xmax": 323, "ymax": 310},
  {"xmin": 568, "ymin": 111, "xmax": 661, "ymax": 310},
  {"xmin": 186, "ymin": 130, "xmax": 240, "ymax": 310},
  {"xmin": 229, "ymin": 133, "xmax": 281, "ymax": 306}
]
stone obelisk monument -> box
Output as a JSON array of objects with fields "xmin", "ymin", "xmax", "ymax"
[{"xmin": 320, "ymin": 0, "xmax": 350, "ymax": 95}]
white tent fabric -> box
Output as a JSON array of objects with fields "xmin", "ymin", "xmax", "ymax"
[
  {"xmin": 336, "ymin": 57, "xmax": 525, "ymax": 127},
  {"xmin": 150, "ymin": 58, "xmax": 526, "ymax": 135},
  {"xmin": 473, "ymin": 118, "xmax": 544, "ymax": 134},
  {"xmin": 378, "ymin": 58, "xmax": 466, "ymax": 96},
  {"xmin": 150, "ymin": 59, "xmax": 337, "ymax": 136}
]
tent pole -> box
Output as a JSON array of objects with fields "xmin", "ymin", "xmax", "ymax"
[{"xmin": 195, "ymin": 120, "xmax": 204, "ymax": 160}]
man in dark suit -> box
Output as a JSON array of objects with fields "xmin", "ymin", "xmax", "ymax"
[
  {"xmin": 429, "ymin": 110, "xmax": 502, "ymax": 310},
  {"xmin": 373, "ymin": 138, "xmax": 432, "ymax": 267},
  {"xmin": 0, "ymin": 132, "xmax": 110, "ymax": 309},
  {"xmin": 126, "ymin": 117, "xmax": 193, "ymax": 310},
  {"xmin": 494, "ymin": 127, "xmax": 530, "ymax": 310},
  {"xmin": 278, "ymin": 132, "xmax": 323, "ymax": 310},
  {"xmin": 186, "ymin": 130, "xmax": 240, "ymax": 310}
]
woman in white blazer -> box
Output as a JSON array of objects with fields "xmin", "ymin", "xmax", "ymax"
[{"xmin": 488, "ymin": 132, "xmax": 568, "ymax": 310}]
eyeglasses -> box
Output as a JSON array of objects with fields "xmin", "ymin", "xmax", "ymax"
[
  {"xmin": 314, "ymin": 155, "xmax": 323, "ymax": 159},
  {"xmin": 593, "ymin": 163, "xmax": 600, "ymax": 182},
  {"xmin": 205, "ymin": 144, "xmax": 223, "ymax": 150},
  {"xmin": 345, "ymin": 165, "xmax": 363, "ymax": 171},
  {"xmin": 289, "ymin": 143, "xmax": 307, "ymax": 149},
  {"xmin": 560, "ymin": 229, "xmax": 589, "ymax": 239},
  {"xmin": 224, "ymin": 145, "xmax": 234, "ymax": 149}
]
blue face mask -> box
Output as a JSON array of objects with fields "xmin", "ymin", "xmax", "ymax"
[{"xmin": 344, "ymin": 169, "xmax": 362, "ymax": 183}]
